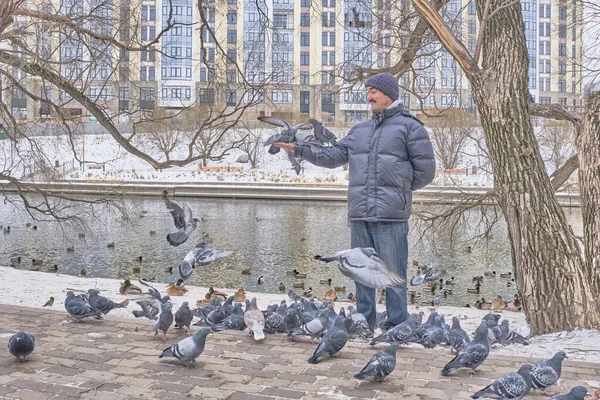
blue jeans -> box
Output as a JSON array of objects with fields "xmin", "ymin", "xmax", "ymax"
[{"xmin": 350, "ymin": 220, "xmax": 409, "ymax": 330}]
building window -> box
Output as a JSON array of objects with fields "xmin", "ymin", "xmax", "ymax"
[
  {"xmin": 244, "ymin": 89, "xmax": 264, "ymax": 103},
  {"xmin": 300, "ymin": 71, "xmax": 310, "ymax": 85},
  {"xmin": 274, "ymin": 14, "xmax": 287, "ymax": 28},
  {"xmin": 301, "ymin": 32, "xmax": 310, "ymax": 46},
  {"xmin": 559, "ymin": 43, "xmax": 566, "ymax": 57},
  {"xmin": 321, "ymin": 91, "xmax": 335, "ymax": 113},
  {"xmin": 227, "ymin": 49, "xmax": 237, "ymax": 63},
  {"xmin": 226, "ymin": 90, "xmax": 236, "ymax": 106},
  {"xmin": 558, "ymin": 24, "xmax": 567, "ymax": 39},
  {"xmin": 300, "ymin": 12, "xmax": 310, "ymax": 26},
  {"xmin": 227, "ymin": 10, "xmax": 237, "ymax": 24},
  {"xmin": 558, "ymin": 80, "xmax": 566, "ymax": 92},
  {"xmin": 558, "ymin": 61, "xmax": 566, "ymax": 74},
  {"xmin": 226, "ymin": 69, "xmax": 236, "ymax": 83},
  {"xmin": 322, "ymin": 32, "xmax": 327, "ymax": 46},
  {"xmin": 468, "ymin": 20, "xmax": 476, "ymax": 35},
  {"xmin": 468, "ymin": 1, "xmax": 476, "ymax": 15},
  {"xmin": 301, "ymin": 0, "xmax": 310, "ymax": 6},
  {"xmin": 468, "ymin": 39, "xmax": 476, "ymax": 53},
  {"xmin": 272, "ymin": 89, "xmax": 293, "ymax": 104},
  {"xmin": 198, "ymin": 88, "xmax": 214, "ymax": 103},
  {"xmin": 227, "ymin": 30, "xmax": 237, "ymax": 44},
  {"xmin": 559, "ymin": 7, "xmax": 566, "ymax": 20},
  {"xmin": 539, "ymin": 96, "xmax": 551, "ymax": 104},
  {"xmin": 300, "ymin": 52, "xmax": 309, "ymax": 65}
]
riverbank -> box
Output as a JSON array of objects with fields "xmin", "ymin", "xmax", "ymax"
[{"xmin": 1, "ymin": 266, "xmax": 598, "ymax": 363}]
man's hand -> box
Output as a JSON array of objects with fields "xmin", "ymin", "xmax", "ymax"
[{"xmin": 274, "ymin": 142, "xmax": 296, "ymax": 152}]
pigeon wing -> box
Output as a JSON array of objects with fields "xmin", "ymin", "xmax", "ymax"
[
  {"xmin": 258, "ymin": 116, "xmax": 290, "ymax": 129},
  {"xmin": 532, "ymin": 363, "xmax": 559, "ymax": 388},
  {"xmin": 165, "ymin": 200, "xmax": 186, "ymax": 229}
]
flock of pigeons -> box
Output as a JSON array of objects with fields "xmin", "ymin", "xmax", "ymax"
[{"xmin": 5, "ymin": 198, "xmax": 592, "ymax": 399}]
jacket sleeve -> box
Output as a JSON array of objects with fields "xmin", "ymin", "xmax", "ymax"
[
  {"xmin": 408, "ymin": 125, "xmax": 436, "ymax": 190},
  {"xmin": 293, "ymin": 130, "xmax": 351, "ymax": 169}
]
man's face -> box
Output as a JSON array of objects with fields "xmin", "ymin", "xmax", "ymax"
[{"xmin": 367, "ymin": 87, "xmax": 393, "ymax": 111}]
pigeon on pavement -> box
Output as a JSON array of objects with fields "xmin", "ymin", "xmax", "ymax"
[
  {"xmin": 531, "ymin": 351, "xmax": 568, "ymax": 392},
  {"xmin": 354, "ymin": 342, "xmax": 400, "ymax": 382},
  {"xmin": 441, "ymin": 323, "xmax": 490, "ymax": 376},
  {"xmin": 315, "ymin": 248, "xmax": 406, "ymax": 289},
  {"xmin": 211, "ymin": 303, "xmax": 246, "ymax": 332},
  {"xmin": 548, "ymin": 386, "xmax": 591, "ymax": 400},
  {"xmin": 159, "ymin": 328, "xmax": 211, "ymax": 367},
  {"xmin": 471, "ymin": 364, "xmax": 534, "ymax": 399},
  {"xmin": 264, "ymin": 302, "xmax": 287, "ymax": 334},
  {"xmin": 131, "ymin": 280, "xmax": 173, "ymax": 341},
  {"xmin": 8, "ymin": 331, "xmax": 35, "ymax": 362},
  {"xmin": 244, "ymin": 297, "xmax": 266, "ymax": 340},
  {"xmin": 175, "ymin": 301, "xmax": 194, "ymax": 335},
  {"xmin": 165, "ymin": 200, "xmax": 199, "ymax": 246},
  {"xmin": 178, "ymin": 242, "xmax": 235, "ymax": 280},
  {"xmin": 87, "ymin": 289, "xmax": 126, "ymax": 315},
  {"xmin": 447, "ymin": 316, "xmax": 471, "ymax": 354},
  {"xmin": 288, "ymin": 308, "xmax": 331, "ymax": 342},
  {"xmin": 370, "ymin": 314, "xmax": 418, "ymax": 345},
  {"xmin": 65, "ymin": 291, "xmax": 102, "ymax": 322},
  {"xmin": 308, "ymin": 309, "xmax": 349, "ymax": 364},
  {"xmin": 417, "ymin": 316, "xmax": 445, "ymax": 349}
]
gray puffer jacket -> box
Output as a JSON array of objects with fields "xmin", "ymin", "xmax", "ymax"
[{"xmin": 295, "ymin": 104, "xmax": 436, "ymax": 222}]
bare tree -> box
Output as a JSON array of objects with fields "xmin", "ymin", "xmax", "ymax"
[
  {"xmin": 234, "ymin": 126, "xmax": 265, "ymax": 170},
  {"xmin": 536, "ymin": 120, "xmax": 576, "ymax": 178},
  {"xmin": 426, "ymin": 109, "xmax": 476, "ymax": 170},
  {"xmin": 409, "ymin": 0, "xmax": 600, "ymax": 333}
]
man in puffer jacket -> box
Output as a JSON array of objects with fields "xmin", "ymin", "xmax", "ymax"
[{"xmin": 275, "ymin": 72, "xmax": 436, "ymax": 331}]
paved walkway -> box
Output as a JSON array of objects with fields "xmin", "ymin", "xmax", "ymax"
[{"xmin": 0, "ymin": 305, "xmax": 597, "ymax": 400}]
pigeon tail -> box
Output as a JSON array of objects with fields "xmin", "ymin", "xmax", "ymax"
[
  {"xmin": 252, "ymin": 325, "xmax": 265, "ymax": 340},
  {"xmin": 158, "ymin": 347, "xmax": 174, "ymax": 359},
  {"xmin": 441, "ymin": 356, "xmax": 462, "ymax": 376},
  {"xmin": 307, "ymin": 353, "xmax": 325, "ymax": 364},
  {"xmin": 354, "ymin": 372, "xmax": 368, "ymax": 380},
  {"xmin": 167, "ymin": 231, "xmax": 188, "ymax": 246}
]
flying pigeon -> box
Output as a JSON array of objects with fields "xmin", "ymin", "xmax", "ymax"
[
  {"xmin": 471, "ymin": 364, "xmax": 534, "ymax": 399},
  {"xmin": 8, "ymin": 331, "xmax": 35, "ymax": 362},
  {"xmin": 354, "ymin": 342, "xmax": 400, "ymax": 382},
  {"xmin": 410, "ymin": 267, "xmax": 443, "ymax": 286},
  {"xmin": 159, "ymin": 328, "xmax": 211, "ymax": 367},
  {"xmin": 165, "ymin": 200, "xmax": 199, "ymax": 246},
  {"xmin": 308, "ymin": 118, "xmax": 337, "ymax": 145},
  {"xmin": 87, "ymin": 289, "xmax": 127, "ymax": 315},
  {"xmin": 441, "ymin": 323, "xmax": 490, "ymax": 376},
  {"xmin": 315, "ymin": 248, "xmax": 406, "ymax": 289},
  {"xmin": 131, "ymin": 280, "xmax": 173, "ymax": 341},
  {"xmin": 531, "ymin": 351, "xmax": 568, "ymax": 392},
  {"xmin": 549, "ymin": 386, "xmax": 591, "ymax": 400},
  {"xmin": 244, "ymin": 297, "xmax": 266, "ymax": 340},
  {"xmin": 308, "ymin": 309, "xmax": 349, "ymax": 364},
  {"xmin": 178, "ymin": 242, "xmax": 235, "ymax": 280},
  {"xmin": 175, "ymin": 301, "xmax": 194, "ymax": 335},
  {"xmin": 65, "ymin": 291, "xmax": 103, "ymax": 322}
]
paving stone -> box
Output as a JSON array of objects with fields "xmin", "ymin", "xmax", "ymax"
[{"xmin": 260, "ymin": 387, "xmax": 306, "ymax": 398}]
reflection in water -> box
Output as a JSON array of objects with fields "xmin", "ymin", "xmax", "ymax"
[{"xmin": 0, "ymin": 196, "xmax": 583, "ymax": 307}]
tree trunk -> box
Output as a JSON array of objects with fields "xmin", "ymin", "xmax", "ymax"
[
  {"xmin": 577, "ymin": 92, "xmax": 600, "ymax": 290},
  {"xmin": 468, "ymin": 0, "xmax": 600, "ymax": 333}
]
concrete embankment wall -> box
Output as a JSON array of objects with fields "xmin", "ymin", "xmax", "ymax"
[{"xmin": 0, "ymin": 180, "xmax": 581, "ymax": 207}]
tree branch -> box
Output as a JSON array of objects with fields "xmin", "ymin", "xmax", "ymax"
[
  {"xmin": 411, "ymin": 0, "xmax": 480, "ymax": 74},
  {"xmin": 550, "ymin": 154, "xmax": 579, "ymax": 190},
  {"xmin": 473, "ymin": 0, "xmax": 492, "ymax": 65},
  {"xmin": 529, "ymin": 103, "xmax": 582, "ymax": 125}
]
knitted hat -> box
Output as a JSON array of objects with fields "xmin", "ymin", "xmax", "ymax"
[{"xmin": 365, "ymin": 73, "xmax": 399, "ymax": 101}]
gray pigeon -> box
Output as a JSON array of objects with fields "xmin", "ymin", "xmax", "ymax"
[
  {"xmin": 447, "ymin": 317, "xmax": 471, "ymax": 354},
  {"xmin": 410, "ymin": 267, "xmax": 443, "ymax": 286},
  {"xmin": 179, "ymin": 242, "xmax": 235, "ymax": 280},
  {"xmin": 308, "ymin": 309, "xmax": 349, "ymax": 364},
  {"xmin": 308, "ymin": 118, "xmax": 337, "ymax": 145},
  {"xmin": 354, "ymin": 342, "xmax": 400, "ymax": 382},
  {"xmin": 194, "ymin": 296, "xmax": 235, "ymax": 326},
  {"xmin": 65, "ymin": 291, "xmax": 103, "ymax": 322},
  {"xmin": 258, "ymin": 116, "xmax": 312, "ymax": 174},
  {"xmin": 345, "ymin": 306, "xmax": 373, "ymax": 340},
  {"xmin": 87, "ymin": 289, "xmax": 126, "ymax": 315},
  {"xmin": 370, "ymin": 314, "xmax": 417, "ymax": 345},
  {"xmin": 211, "ymin": 303, "xmax": 246, "ymax": 332},
  {"xmin": 288, "ymin": 308, "xmax": 330, "ymax": 342},
  {"xmin": 549, "ymin": 386, "xmax": 590, "ymax": 400},
  {"xmin": 159, "ymin": 328, "xmax": 211, "ymax": 367},
  {"xmin": 175, "ymin": 301, "xmax": 194, "ymax": 335},
  {"xmin": 165, "ymin": 200, "xmax": 199, "ymax": 246},
  {"xmin": 531, "ymin": 351, "xmax": 568, "ymax": 391},
  {"xmin": 471, "ymin": 364, "xmax": 534, "ymax": 399},
  {"xmin": 315, "ymin": 248, "xmax": 406, "ymax": 289},
  {"xmin": 441, "ymin": 323, "xmax": 490, "ymax": 376},
  {"xmin": 482, "ymin": 313, "xmax": 501, "ymax": 328},
  {"xmin": 264, "ymin": 303, "xmax": 287, "ymax": 334},
  {"xmin": 8, "ymin": 331, "xmax": 35, "ymax": 362},
  {"xmin": 132, "ymin": 280, "xmax": 173, "ymax": 341},
  {"xmin": 417, "ymin": 316, "xmax": 445, "ymax": 349}
]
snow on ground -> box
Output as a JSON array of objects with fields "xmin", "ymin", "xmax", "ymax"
[{"xmin": 1, "ymin": 266, "xmax": 598, "ymax": 363}]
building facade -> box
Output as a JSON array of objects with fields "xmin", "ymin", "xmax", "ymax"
[{"xmin": 2, "ymin": 0, "xmax": 585, "ymax": 125}]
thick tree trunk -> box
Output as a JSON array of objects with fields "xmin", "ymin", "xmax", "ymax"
[
  {"xmin": 577, "ymin": 92, "xmax": 600, "ymax": 290},
  {"xmin": 468, "ymin": 0, "xmax": 600, "ymax": 333}
]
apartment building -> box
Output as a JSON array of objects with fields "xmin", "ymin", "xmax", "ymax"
[{"xmin": 2, "ymin": 0, "xmax": 584, "ymax": 124}]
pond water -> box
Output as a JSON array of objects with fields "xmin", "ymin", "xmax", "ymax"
[{"xmin": 0, "ymin": 196, "xmax": 583, "ymax": 307}]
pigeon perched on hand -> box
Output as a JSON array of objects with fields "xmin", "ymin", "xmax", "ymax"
[
  {"xmin": 549, "ymin": 386, "xmax": 591, "ymax": 400},
  {"xmin": 159, "ymin": 328, "xmax": 211, "ymax": 367},
  {"xmin": 315, "ymin": 248, "xmax": 406, "ymax": 289},
  {"xmin": 8, "ymin": 331, "xmax": 35, "ymax": 362},
  {"xmin": 244, "ymin": 297, "xmax": 265, "ymax": 340},
  {"xmin": 471, "ymin": 364, "xmax": 534, "ymax": 399},
  {"xmin": 87, "ymin": 289, "xmax": 127, "ymax": 315},
  {"xmin": 354, "ymin": 342, "xmax": 400, "ymax": 382},
  {"xmin": 441, "ymin": 323, "xmax": 490, "ymax": 376},
  {"xmin": 308, "ymin": 118, "xmax": 337, "ymax": 145},
  {"xmin": 65, "ymin": 291, "xmax": 103, "ymax": 322},
  {"xmin": 308, "ymin": 309, "xmax": 349, "ymax": 364},
  {"xmin": 178, "ymin": 242, "xmax": 235, "ymax": 280},
  {"xmin": 165, "ymin": 200, "xmax": 199, "ymax": 246},
  {"xmin": 258, "ymin": 116, "xmax": 312, "ymax": 174},
  {"xmin": 531, "ymin": 351, "xmax": 568, "ymax": 392},
  {"xmin": 410, "ymin": 267, "xmax": 443, "ymax": 286}
]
